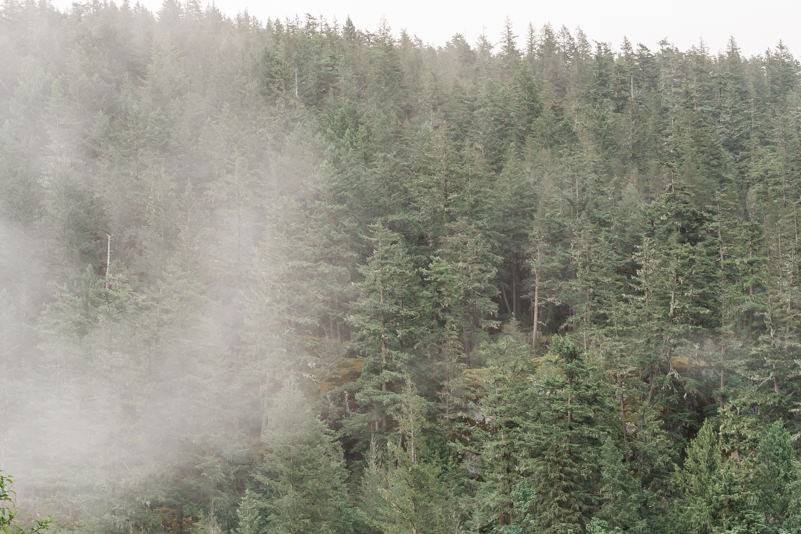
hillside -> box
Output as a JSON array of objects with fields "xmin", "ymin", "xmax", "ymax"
[{"xmin": 2, "ymin": 2, "xmax": 801, "ymax": 532}]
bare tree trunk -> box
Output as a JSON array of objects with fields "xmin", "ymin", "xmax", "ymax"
[
  {"xmin": 501, "ymin": 288, "xmax": 512, "ymax": 316},
  {"xmin": 531, "ymin": 241, "xmax": 541, "ymax": 346},
  {"xmin": 531, "ymin": 268, "xmax": 540, "ymax": 345},
  {"xmin": 234, "ymin": 153, "xmax": 242, "ymax": 267},
  {"xmin": 719, "ymin": 349, "xmax": 726, "ymax": 410},
  {"xmin": 618, "ymin": 377, "xmax": 627, "ymax": 439},
  {"xmin": 511, "ymin": 261, "xmax": 518, "ymax": 317},
  {"xmin": 379, "ymin": 285, "xmax": 387, "ymax": 431},
  {"xmin": 105, "ymin": 232, "xmax": 112, "ymax": 288}
]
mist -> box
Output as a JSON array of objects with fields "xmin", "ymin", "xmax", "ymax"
[
  {"xmin": 4, "ymin": 1, "xmax": 801, "ymax": 533},
  {"xmin": 0, "ymin": 1, "xmax": 323, "ymax": 526}
]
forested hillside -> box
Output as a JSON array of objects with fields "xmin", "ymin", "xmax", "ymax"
[{"xmin": 2, "ymin": 1, "xmax": 801, "ymax": 532}]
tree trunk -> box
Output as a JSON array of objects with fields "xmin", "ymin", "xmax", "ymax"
[
  {"xmin": 104, "ymin": 232, "xmax": 112, "ymax": 288},
  {"xmin": 719, "ymin": 351, "xmax": 726, "ymax": 410},
  {"xmin": 511, "ymin": 261, "xmax": 518, "ymax": 317},
  {"xmin": 618, "ymin": 378, "xmax": 627, "ymax": 439},
  {"xmin": 379, "ymin": 285, "xmax": 387, "ymax": 431},
  {"xmin": 531, "ymin": 265, "xmax": 540, "ymax": 346}
]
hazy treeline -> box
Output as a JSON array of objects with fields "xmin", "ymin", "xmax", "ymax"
[{"xmin": 2, "ymin": 1, "xmax": 801, "ymax": 532}]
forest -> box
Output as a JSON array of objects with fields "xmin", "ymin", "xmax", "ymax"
[{"xmin": 2, "ymin": 1, "xmax": 801, "ymax": 532}]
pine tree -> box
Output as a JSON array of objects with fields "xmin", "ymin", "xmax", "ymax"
[
  {"xmin": 347, "ymin": 223, "xmax": 431, "ymax": 445},
  {"xmin": 621, "ymin": 182, "xmax": 721, "ymax": 436},
  {"xmin": 588, "ymin": 436, "xmax": 646, "ymax": 533},
  {"xmin": 427, "ymin": 219, "xmax": 500, "ymax": 437},
  {"xmin": 5, "ymin": 4, "xmax": 801, "ymax": 530},
  {"xmin": 673, "ymin": 420, "xmax": 763, "ymax": 533},
  {"xmin": 237, "ymin": 384, "xmax": 354, "ymax": 534},
  {"xmin": 527, "ymin": 337, "xmax": 612, "ymax": 532},
  {"xmin": 358, "ymin": 381, "xmax": 461, "ymax": 533},
  {"xmin": 476, "ymin": 335, "xmax": 612, "ymax": 532},
  {"xmin": 752, "ymin": 422, "xmax": 799, "ymax": 531},
  {"xmin": 472, "ymin": 325, "xmax": 536, "ymax": 531}
]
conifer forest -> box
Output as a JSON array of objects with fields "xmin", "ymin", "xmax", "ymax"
[{"xmin": 3, "ymin": 2, "xmax": 801, "ymax": 532}]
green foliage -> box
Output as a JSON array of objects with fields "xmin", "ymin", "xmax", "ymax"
[
  {"xmin": 4, "ymin": 2, "xmax": 801, "ymax": 532},
  {"xmin": 475, "ymin": 336, "xmax": 614, "ymax": 532},
  {"xmin": 0, "ymin": 472, "xmax": 50, "ymax": 534},
  {"xmin": 236, "ymin": 417, "xmax": 354, "ymax": 534},
  {"xmin": 672, "ymin": 420, "xmax": 765, "ymax": 533},
  {"xmin": 752, "ymin": 423, "xmax": 800, "ymax": 531},
  {"xmin": 358, "ymin": 383, "xmax": 461, "ymax": 533},
  {"xmin": 346, "ymin": 223, "xmax": 432, "ymax": 446},
  {"xmin": 592, "ymin": 436, "xmax": 646, "ymax": 532}
]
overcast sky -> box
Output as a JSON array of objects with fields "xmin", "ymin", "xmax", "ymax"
[{"xmin": 54, "ymin": 0, "xmax": 798, "ymax": 56}]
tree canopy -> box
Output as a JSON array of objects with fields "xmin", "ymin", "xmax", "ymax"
[{"xmin": 2, "ymin": 2, "xmax": 801, "ymax": 532}]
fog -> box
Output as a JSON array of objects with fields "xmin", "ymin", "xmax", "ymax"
[
  {"xmin": 7, "ymin": 1, "xmax": 800, "ymax": 532},
  {"xmin": 0, "ymin": 2, "xmax": 323, "ymax": 524}
]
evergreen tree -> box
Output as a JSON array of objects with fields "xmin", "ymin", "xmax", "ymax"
[
  {"xmin": 673, "ymin": 420, "xmax": 763, "ymax": 533},
  {"xmin": 237, "ymin": 384, "xmax": 354, "ymax": 534},
  {"xmin": 752, "ymin": 422, "xmax": 799, "ymax": 531},
  {"xmin": 476, "ymin": 335, "xmax": 612, "ymax": 532},
  {"xmin": 4, "ymin": 3, "xmax": 801, "ymax": 530},
  {"xmin": 358, "ymin": 381, "xmax": 461, "ymax": 534},
  {"xmin": 588, "ymin": 436, "xmax": 646, "ymax": 533},
  {"xmin": 347, "ymin": 223, "xmax": 431, "ymax": 445}
]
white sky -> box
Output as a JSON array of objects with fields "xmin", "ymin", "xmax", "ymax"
[{"xmin": 55, "ymin": 0, "xmax": 799, "ymax": 56}]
